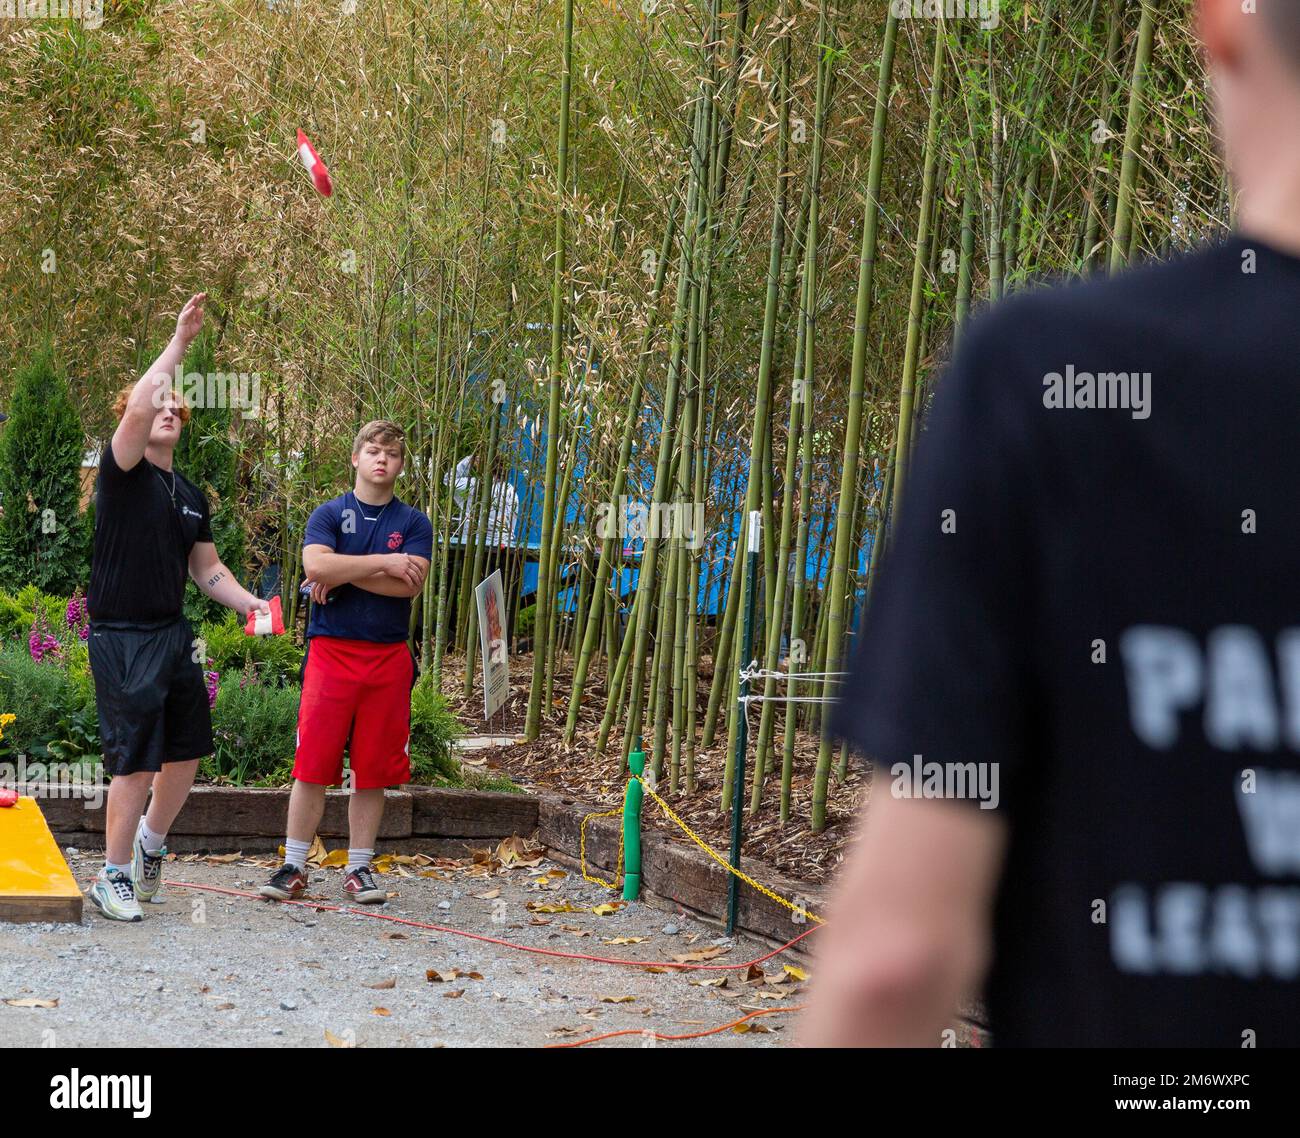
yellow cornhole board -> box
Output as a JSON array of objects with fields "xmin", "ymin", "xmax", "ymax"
[{"xmin": 0, "ymin": 797, "xmax": 83, "ymax": 923}]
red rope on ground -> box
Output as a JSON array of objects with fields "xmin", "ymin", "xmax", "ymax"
[
  {"xmin": 543, "ymin": 1005, "xmax": 806, "ymax": 1047},
  {"xmin": 165, "ymin": 878, "xmax": 822, "ymax": 970}
]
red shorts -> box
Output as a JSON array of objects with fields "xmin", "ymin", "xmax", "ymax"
[{"xmin": 293, "ymin": 637, "xmax": 414, "ymax": 790}]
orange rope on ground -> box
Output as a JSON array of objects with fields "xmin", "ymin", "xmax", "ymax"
[
  {"xmin": 163, "ymin": 879, "xmax": 822, "ymax": 970},
  {"xmin": 543, "ymin": 1005, "xmax": 806, "ymax": 1047}
]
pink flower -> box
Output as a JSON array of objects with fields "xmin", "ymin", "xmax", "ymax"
[
  {"xmin": 28, "ymin": 609, "xmax": 62, "ymax": 663},
  {"xmin": 205, "ymin": 670, "xmax": 220, "ymax": 710},
  {"xmin": 65, "ymin": 590, "xmax": 86, "ymax": 629}
]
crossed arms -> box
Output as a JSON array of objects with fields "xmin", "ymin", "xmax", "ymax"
[{"xmin": 302, "ymin": 546, "xmax": 429, "ymax": 603}]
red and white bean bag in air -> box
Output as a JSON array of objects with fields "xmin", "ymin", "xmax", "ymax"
[{"xmin": 296, "ymin": 128, "xmax": 333, "ymax": 197}]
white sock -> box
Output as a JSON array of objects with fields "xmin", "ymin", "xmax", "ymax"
[
  {"xmin": 105, "ymin": 861, "xmax": 131, "ymax": 877},
  {"xmin": 347, "ymin": 848, "xmax": 374, "ymax": 873},
  {"xmin": 137, "ymin": 819, "xmax": 167, "ymax": 854},
  {"xmin": 284, "ymin": 838, "xmax": 312, "ymax": 871}
]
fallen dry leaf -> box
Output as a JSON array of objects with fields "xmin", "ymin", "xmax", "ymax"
[
  {"xmin": 365, "ymin": 978, "xmax": 396, "ymax": 990},
  {"xmin": 4, "ymin": 997, "xmax": 58, "ymax": 1008},
  {"xmin": 324, "ymin": 1029, "xmax": 354, "ymax": 1048},
  {"xmin": 495, "ymin": 834, "xmax": 545, "ymax": 869},
  {"xmin": 672, "ymin": 946, "xmax": 727, "ymax": 963},
  {"xmin": 426, "ymin": 968, "xmax": 484, "ymax": 983},
  {"xmin": 372, "ymin": 1007, "xmax": 391, "ymax": 1016}
]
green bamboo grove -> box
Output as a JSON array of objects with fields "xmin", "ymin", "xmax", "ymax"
[{"xmin": 1, "ymin": 1, "xmax": 1224, "ymax": 834}]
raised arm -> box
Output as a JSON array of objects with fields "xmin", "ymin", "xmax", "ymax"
[{"xmin": 112, "ymin": 293, "xmax": 207, "ymax": 473}]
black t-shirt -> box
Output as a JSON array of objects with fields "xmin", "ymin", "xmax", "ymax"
[
  {"xmin": 834, "ymin": 234, "xmax": 1300, "ymax": 1047},
  {"xmin": 87, "ymin": 443, "xmax": 213, "ymax": 624}
]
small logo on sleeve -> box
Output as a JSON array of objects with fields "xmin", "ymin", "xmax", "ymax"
[{"xmin": 387, "ymin": 531, "xmax": 404, "ymax": 550}]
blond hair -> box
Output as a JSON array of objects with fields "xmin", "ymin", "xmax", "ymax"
[{"xmin": 112, "ymin": 382, "xmax": 191, "ymax": 423}]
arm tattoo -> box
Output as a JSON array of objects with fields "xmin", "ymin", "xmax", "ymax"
[{"xmin": 206, "ymin": 569, "xmax": 227, "ymax": 589}]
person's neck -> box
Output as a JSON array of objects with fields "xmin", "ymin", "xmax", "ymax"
[
  {"xmin": 1236, "ymin": 183, "xmax": 1300, "ymax": 261},
  {"xmin": 1231, "ymin": 99, "xmax": 1300, "ymax": 260},
  {"xmin": 145, "ymin": 442, "xmax": 174, "ymax": 472},
  {"xmin": 353, "ymin": 481, "xmax": 394, "ymax": 508}
]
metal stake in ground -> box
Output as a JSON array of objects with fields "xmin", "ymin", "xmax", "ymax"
[
  {"xmin": 727, "ymin": 511, "xmax": 762, "ymax": 936},
  {"xmin": 623, "ymin": 737, "xmax": 645, "ymax": 902}
]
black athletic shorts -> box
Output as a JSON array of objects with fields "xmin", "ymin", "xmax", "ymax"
[{"xmin": 88, "ymin": 616, "xmax": 215, "ymax": 777}]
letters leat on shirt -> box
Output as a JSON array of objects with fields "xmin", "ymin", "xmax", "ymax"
[{"xmin": 1109, "ymin": 625, "xmax": 1300, "ymax": 980}]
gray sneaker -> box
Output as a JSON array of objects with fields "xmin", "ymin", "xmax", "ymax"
[
  {"xmin": 89, "ymin": 867, "xmax": 143, "ymax": 922},
  {"xmin": 131, "ymin": 834, "xmax": 167, "ymax": 903}
]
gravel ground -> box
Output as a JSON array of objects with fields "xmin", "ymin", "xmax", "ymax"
[{"xmin": 0, "ymin": 847, "xmax": 801, "ymax": 1048}]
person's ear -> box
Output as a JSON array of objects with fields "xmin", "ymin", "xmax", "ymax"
[
  {"xmin": 351, "ymin": 452, "xmax": 360, "ymax": 470},
  {"xmin": 1199, "ymin": 0, "xmax": 1247, "ymax": 74}
]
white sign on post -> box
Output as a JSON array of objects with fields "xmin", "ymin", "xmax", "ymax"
[{"xmin": 474, "ymin": 568, "xmax": 510, "ymax": 721}]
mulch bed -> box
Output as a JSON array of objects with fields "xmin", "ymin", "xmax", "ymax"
[{"xmin": 440, "ymin": 652, "xmax": 867, "ymax": 887}]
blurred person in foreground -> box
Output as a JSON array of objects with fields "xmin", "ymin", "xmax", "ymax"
[{"xmin": 803, "ymin": 0, "xmax": 1300, "ymax": 1047}]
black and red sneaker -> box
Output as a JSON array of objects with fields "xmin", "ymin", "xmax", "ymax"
[
  {"xmin": 259, "ymin": 862, "xmax": 308, "ymax": 901},
  {"xmin": 344, "ymin": 865, "xmax": 386, "ymax": 905}
]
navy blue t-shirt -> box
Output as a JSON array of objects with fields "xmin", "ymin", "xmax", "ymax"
[{"xmin": 303, "ymin": 492, "xmax": 433, "ymax": 643}]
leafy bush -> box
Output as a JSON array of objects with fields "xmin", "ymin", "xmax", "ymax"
[
  {"xmin": 0, "ymin": 641, "xmax": 87, "ymax": 759},
  {"xmin": 45, "ymin": 701, "xmax": 101, "ymax": 769},
  {"xmin": 409, "ymin": 670, "xmax": 462, "ymax": 782},
  {"xmin": 206, "ymin": 665, "xmax": 299, "ymax": 786},
  {"xmin": 198, "ymin": 610, "xmax": 302, "ymax": 686},
  {"xmin": 10, "ymin": 585, "xmax": 69, "ymax": 639},
  {"xmin": 0, "ymin": 590, "xmax": 34, "ymax": 643},
  {"xmin": 461, "ymin": 769, "xmax": 521, "ymax": 794},
  {"xmin": 0, "ymin": 348, "xmax": 86, "ymax": 593}
]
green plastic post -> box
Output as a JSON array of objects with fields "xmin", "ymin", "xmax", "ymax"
[{"xmin": 622, "ymin": 741, "xmax": 645, "ymax": 901}]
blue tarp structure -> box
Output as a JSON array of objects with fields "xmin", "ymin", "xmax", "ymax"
[{"xmin": 469, "ymin": 362, "xmax": 880, "ymax": 627}]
